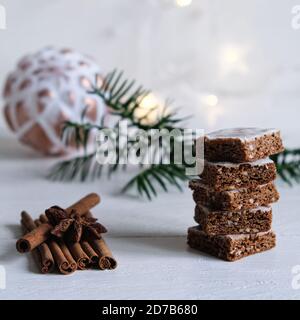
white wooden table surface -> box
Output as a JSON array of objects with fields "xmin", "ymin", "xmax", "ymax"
[{"xmin": 0, "ymin": 133, "xmax": 300, "ymax": 300}]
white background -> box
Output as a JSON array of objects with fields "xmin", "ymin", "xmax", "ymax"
[{"xmin": 0, "ymin": 0, "xmax": 300, "ymax": 300}]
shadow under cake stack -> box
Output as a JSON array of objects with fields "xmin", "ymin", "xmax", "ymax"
[{"xmin": 187, "ymin": 128, "xmax": 284, "ymax": 261}]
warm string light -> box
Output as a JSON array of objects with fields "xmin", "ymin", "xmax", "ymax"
[
  {"xmin": 135, "ymin": 93, "xmax": 165, "ymax": 125},
  {"xmin": 137, "ymin": 92, "xmax": 223, "ymax": 127},
  {"xmin": 199, "ymin": 93, "xmax": 224, "ymax": 127},
  {"xmin": 219, "ymin": 45, "xmax": 249, "ymax": 75},
  {"xmin": 175, "ymin": 0, "xmax": 192, "ymax": 8},
  {"xmin": 199, "ymin": 44, "xmax": 248, "ymax": 126},
  {"xmin": 200, "ymin": 94, "xmax": 218, "ymax": 107},
  {"xmin": 136, "ymin": 41, "xmax": 245, "ymax": 128}
]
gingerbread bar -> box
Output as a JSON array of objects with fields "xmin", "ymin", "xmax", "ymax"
[
  {"xmin": 187, "ymin": 226, "xmax": 276, "ymax": 261},
  {"xmin": 200, "ymin": 158, "xmax": 277, "ymax": 191},
  {"xmin": 194, "ymin": 205, "xmax": 272, "ymax": 235},
  {"xmin": 190, "ymin": 179, "xmax": 279, "ymax": 211},
  {"xmin": 204, "ymin": 128, "xmax": 284, "ymax": 163}
]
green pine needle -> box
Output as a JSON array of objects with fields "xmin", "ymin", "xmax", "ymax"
[
  {"xmin": 271, "ymin": 149, "xmax": 300, "ymax": 186},
  {"xmin": 49, "ymin": 153, "xmax": 99, "ymax": 182},
  {"xmin": 121, "ymin": 164, "xmax": 188, "ymax": 200},
  {"xmin": 89, "ymin": 69, "xmax": 187, "ymax": 131}
]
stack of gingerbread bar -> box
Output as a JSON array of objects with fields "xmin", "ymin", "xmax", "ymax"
[{"xmin": 187, "ymin": 128, "xmax": 284, "ymax": 261}]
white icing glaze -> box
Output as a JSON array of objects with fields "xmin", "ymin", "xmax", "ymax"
[
  {"xmin": 205, "ymin": 158, "xmax": 274, "ymax": 168},
  {"xmin": 205, "ymin": 127, "xmax": 279, "ymax": 142}
]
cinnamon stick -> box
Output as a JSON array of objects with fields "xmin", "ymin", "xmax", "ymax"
[
  {"xmin": 16, "ymin": 193, "xmax": 100, "ymax": 253},
  {"xmin": 20, "ymin": 211, "xmax": 54, "ymax": 274},
  {"xmin": 84, "ymin": 211, "xmax": 117, "ymax": 270},
  {"xmin": 56, "ymin": 240, "xmax": 78, "ymax": 273},
  {"xmin": 90, "ymin": 238, "xmax": 117, "ymax": 270},
  {"xmin": 80, "ymin": 241, "xmax": 99, "ymax": 266},
  {"xmin": 40, "ymin": 214, "xmax": 90, "ymax": 270},
  {"xmin": 47, "ymin": 241, "xmax": 75, "ymax": 275},
  {"xmin": 16, "ymin": 222, "xmax": 52, "ymax": 253},
  {"xmin": 35, "ymin": 219, "xmax": 76, "ymax": 275},
  {"xmin": 65, "ymin": 193, "xmax": 100, "ymax": 216},
  {"xmin": 37, "ymin": 216, "xmax": 77, "ymax": 273},
  {"xmin": 21, "ymin": 224, "xmax": 44, "ymax": 273},
  {"xmin": 67, "ymin": 242, "xmax": 90, "ymax": 270}
]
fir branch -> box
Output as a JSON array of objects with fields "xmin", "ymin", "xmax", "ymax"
[
  {"xmin": 61, "ymin": 120, "xmax": 102, "ymax": 150},
  {"xmin": 271, "ymin": 149, "xmax": 300, "ymax": 186},
  {"xmin": 90, "ymin": 69, "xmax": 188, "ymax": 131},
  {"xmin": 49, "ymin": 69, "xmax": 190, "ymax": 199},
  {"xmin": 121, "ymin": 164, "xmax": 188, "ymax": 200},
  {"xmin": 49, "ymin": 152, "xmax": 100, "ymax": 182}
]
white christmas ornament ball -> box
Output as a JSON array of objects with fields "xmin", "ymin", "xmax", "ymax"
[{"xmin": 2, "ymin": 47, "xmax": 106, "ymax": 155}]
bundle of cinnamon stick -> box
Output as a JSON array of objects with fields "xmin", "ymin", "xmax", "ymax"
[{"xmin": 16, "ymin": 193, "xmax": 117, "ymax": 275}]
